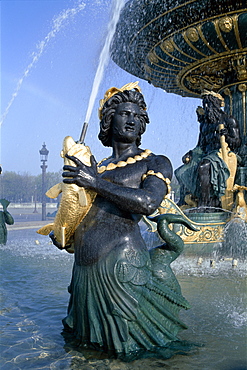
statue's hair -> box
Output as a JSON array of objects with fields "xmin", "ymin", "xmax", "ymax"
[
  {"xmin": 202, "ymin": 94, "xmax": 223, "ymax": 110},
  {"xmin": 202, "ymin": 94, "xmax": 223, "ymax": 123},
  {"xmin": 201, "ymin": 90, "xmax": 224, "ymax": 107},
  {"xmin": 98, "ymin": 90, "xmax": 149, "ymax": 147}
]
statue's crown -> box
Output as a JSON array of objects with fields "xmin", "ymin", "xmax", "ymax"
[
  {"xmin": 99, "ymin": 82, "xmax": 143, "ymax": 119},
  {"xmin": 201, "ymin": 90, "xmax": 225, "ymax": 107}
]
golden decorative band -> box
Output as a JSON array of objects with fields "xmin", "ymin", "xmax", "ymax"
[
  {"xmin": 97, "ymin": 149, "xmax": 152, "ymax": 174},
  {"xmin": 142, "ymin": 170, "xmax": 171, "ymax": 195}
]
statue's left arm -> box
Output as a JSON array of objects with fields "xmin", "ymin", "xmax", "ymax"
[{"xmin": 63, "ymin": 154, "xmax": 172, "ymax": 216}]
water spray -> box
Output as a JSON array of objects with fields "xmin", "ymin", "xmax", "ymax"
[
  {"xmin": 80, "ymin": 0, "xmax": 125, "ymax": 144},
  {"xmin": 0, "ymin": 2, "xmax": 86, "ymax": 127}
]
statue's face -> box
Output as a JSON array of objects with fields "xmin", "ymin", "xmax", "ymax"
[{"xmin": 112, "ymin": 102, "xmax": 141, "ymax": 144}]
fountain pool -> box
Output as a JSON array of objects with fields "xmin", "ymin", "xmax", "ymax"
[{"xmin": 0, "ymin": 228, "xmax": 246, "ymax": 370}]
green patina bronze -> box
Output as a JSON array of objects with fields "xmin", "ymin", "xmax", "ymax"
[
  {"xmin": 0, "ymin": 199, "xmax": 14, "ymax": 245},
  {"xmin": 48, "ymin": 87, "xmax": 198, "ymax": 359},
  {"xmin": 174, "ymin": 92, "xmax": 241, "ymax": 209},
  {"xmin": 63, "ymin": 212, "xmax": 197, "ymax": 360},
  {"xmin": 45, "ymin": 2, "xmax": 247, "ymax": 358}
]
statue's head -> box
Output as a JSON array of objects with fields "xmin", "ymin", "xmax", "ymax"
[
  {"xmin": 201, "ymin": 90, "xmax": 224, "ymax": 123},
  {"xmin": 201, "ymin": 90, "xmax": 224, "ymax": 109},
  {"xmin": 98, "ymin": 82, "xmax": 149, "ymax": 147}
]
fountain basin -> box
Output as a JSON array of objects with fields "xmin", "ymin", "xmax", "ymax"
[
  {"xmin": 171, "ymin": 211, "xmax": 247, "ymax": 259},
  {"xmin": 172, "ymin": 212, "xmax": 229, "ymax": 256}
]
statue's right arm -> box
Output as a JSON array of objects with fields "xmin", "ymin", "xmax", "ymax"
[
  {"xmin": 93, "ymin": 171, "xmax": 167, "ymax": 216},
  {"xmin": 93, "ymin": 155, "xmax": 172, "ymax": 215}
]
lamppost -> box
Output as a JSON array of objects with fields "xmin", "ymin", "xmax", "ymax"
[
  {"xmin": 33, "ymin": 185, "xmax": 38, "ymax": 213},
  {"xmin": 39, "ymin": 143, "xmax": 49, "ymax": 221}
]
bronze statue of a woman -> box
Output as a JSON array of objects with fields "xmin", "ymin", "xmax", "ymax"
[{"xmin": 51, "ymin": 83, "xmax": 193, "ymax": 359}]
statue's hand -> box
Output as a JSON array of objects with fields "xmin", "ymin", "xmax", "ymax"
[
  {"xmin": 49, "ymin": 231, "xmax": 73, "ymax": 252},
  {"xmin": 182, "ymin": 151, "xmax": 192, "ymax": 164},
  {"xmin": 62, "ymin": 154, "xmax": 98, "ymax": 189},
  {"xmin": 49, "ymin": 231, "xmax": 63, "ymax": 250}
]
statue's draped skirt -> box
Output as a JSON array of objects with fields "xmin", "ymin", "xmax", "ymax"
[
  {"xmin": 63, "ymin": 240, "xmax": 189, "ymax": 355},
  {"xmin": 175, "ymin": 148, "xmax": 230, "ymax": 198}
]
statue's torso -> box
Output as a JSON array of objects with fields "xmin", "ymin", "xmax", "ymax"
[{"xmin": 74, "ymin": 155, "xmax": 153, "ymax": 266}]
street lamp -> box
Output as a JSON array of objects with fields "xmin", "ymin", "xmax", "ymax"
[
  {"xmin": 39, "ymin": 143, "xmax": 49, "ymax": 221},
  {"xmin": 33, "ymin": 185, "xmax": 38, "ymax": 213}
]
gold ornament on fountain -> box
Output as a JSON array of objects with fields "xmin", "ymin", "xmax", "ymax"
[{"xmin": 232, "ymin": 184, "xmax": 247, "ymax": 222}]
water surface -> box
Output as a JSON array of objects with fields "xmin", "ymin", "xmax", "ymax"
[{"xmin": 0, "ymin": 229, "xmax": 246, "ymax": 369}]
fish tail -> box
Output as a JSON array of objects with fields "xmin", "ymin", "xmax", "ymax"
[{"xmin": 36, "ymin": 223, "xmax": 54, "ymax": 236}]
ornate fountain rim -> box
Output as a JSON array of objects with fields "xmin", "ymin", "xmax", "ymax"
[{"xmin": 112, "ymin": 1, "xmax": 247, "ymax": 97}]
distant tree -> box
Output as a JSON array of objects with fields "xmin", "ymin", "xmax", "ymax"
[
  {"xmin": 0, "ymin": 171, "xmax": 62, "ymax": 203},
  {"xmin": 35, "ymin": 171, "xmax": 62, "ymax": 202},
  {"xmin": 0, "ymin": 171, "xmax": 34, "ymax": 202},
  {"xmin": 47, "ymin": 171, "xmax": 62, "ymax": 190}
]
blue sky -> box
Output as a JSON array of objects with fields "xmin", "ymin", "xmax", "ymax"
[{"xmin": 1, "ymin": 0, "xmax": 201, "ymax": 176}]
